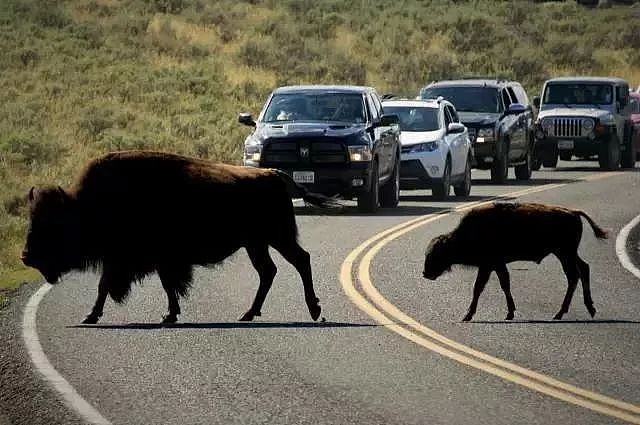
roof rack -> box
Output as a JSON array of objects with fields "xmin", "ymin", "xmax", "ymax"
[{"xmin": 421, "ymin": 96, "xmax": 445, "ymax": 104}]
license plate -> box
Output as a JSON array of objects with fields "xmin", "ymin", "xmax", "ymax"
[
  {"xmin": 293, "ymin": 171, "xmax": 314, "ymax": 184},
  {"xmin": 558, "ymin": 140, "xmax": 574, "ymax": 150}
]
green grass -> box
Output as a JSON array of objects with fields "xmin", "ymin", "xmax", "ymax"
[{"xmin": 1, "ymin": 0, "xmax": 639, "ymax": 294}]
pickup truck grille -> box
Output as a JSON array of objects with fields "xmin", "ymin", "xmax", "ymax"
[
  {"xmin": 262, "ymin": 139, "xmax": 347, "ymax": 165},
  {"xmin": 546, "ymin": 118, "xmax": 590, "ymax": 138}
]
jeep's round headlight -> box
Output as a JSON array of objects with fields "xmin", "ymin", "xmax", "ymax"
[
  {"xmin": 582, "ymin": 119, "xmax": 594, "ymax": 132},
  {"xmin": 541, "ymin": 119, "xmax": 553, "ymax": 132}
]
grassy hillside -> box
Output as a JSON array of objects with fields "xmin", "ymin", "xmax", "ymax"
[{"xmin": 1, "ymin": 0, "xmax": 639, "ymax": 292}]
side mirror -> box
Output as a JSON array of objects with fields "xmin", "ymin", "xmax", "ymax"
[
  {"xmin": 447, "ymin": 123, "xmax": 465, "ymax": 134},
  {"xmin": 506, "ymin": 103, "xmax": 526, "ymax": 115},
  {"xmin": 533, "ymin": 96, "xmax": 541, "ymax": 109},
  {"xmin": 380, "ymin": 114, "xmax": 399, "ymax": 126},
  {"xmin": 239, "ymin": 112, "xmax": 256, "ymax": 127}
]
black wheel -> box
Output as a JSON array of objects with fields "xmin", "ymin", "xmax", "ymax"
[
  {"xmin": 542, "ymin": 145, "xmax": 558, "ymax": 168},
  {"xmin": 598, "ymin": 135, "xmax": 620, "ymax": 171},
  {"xmin": 514, "ymin": 151, "xmax": 532, "ymax": 180},
  {"xmin": 380, "ymin": 155, "xmax": 400, "ymax": 207},
  {"xmin": 621, "ymin": 132, "xmax": 637, "ymax": 169},
  {"xmin": 432, "ymin": 159, "xmax": 451, "ymax": 200},
  {"xmin": 454, "ymin": 156, "xmax": 472, "ymax": 197},
  {"xmin": 357, "ymin": 160, "xmax": 379, "ymax": 213},
  {"xmin": 559, "ymin": 151, "xmax": 572, "ymax": 161},
  {"xmin": 490, "ymin": 144, "xmax": 508, "ymax": 184}
]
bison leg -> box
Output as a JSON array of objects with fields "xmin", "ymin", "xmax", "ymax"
[
  {"xmin": 495, "ymin": 264, "xmax": 516, "ymax": 320},
  {"xmin": 463, "ymin": 267, "xmax": 491, "ymax": 322},
  {"xmin": 240, "ymin": 245, "xmax": 277, "ymax": 321},
  {"xmin": 272, "ymin": 241, "xmax": 321, "ymax": 321},
  {"xmin": 82, "ymin": 271, "xmax": 112, "ymax": 324},
  {"xmin": 577, "ymin": 256, "xmax": 596, "ymax": 318},
  {"xmin": 554, "ymin": 255, "xmax": 580, "ymax": 320},
  {"xmin": 157, "ymin": 266, "xmax": 190, "ymax": 324}
]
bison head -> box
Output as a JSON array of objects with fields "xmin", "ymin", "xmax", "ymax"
[
  {"xmin": 22, "ymin": 186, "xmax": 81, "ymax": 284},
  {"xmin": 423, "ymin": 234, "xmax": 454, "ymax": 280}
]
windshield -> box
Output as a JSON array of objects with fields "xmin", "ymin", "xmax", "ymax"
[
  {"xmin": 420, "ymin": 86, "xmax": 500, "ymax": 113},
  {"xmin": 383, "ymin": 106, "xmax": 439, "ymax": 132},
  {"xmin": 263, "ymin": 93, "xmax": 366, "ymax": 123},
  {"xmin": 543, "ymin": 83, "xmax": 613, "ymax": 105}
]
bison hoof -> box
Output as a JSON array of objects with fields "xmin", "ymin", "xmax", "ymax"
[
  {"xmin": 553, "ymin": 312, "xmax": 564, "ymax": 320},
  {"xmin": 505, "ymin": 312, "xmax": 514, "ymax": 321},
  {"xmin": 587, "ymin": 305, "xmax": 597, "ymax": 318},
  {"xmin": 81, "ymin": 315, "xmax": 100, "ymax": 324},
  {"xmin": 239, "ymin": 310, "xmax": 259, "ymax": 321},
  {"xmin": 462, "ymin": 314, "xmax": 473, "ymax": 322},
  {"xmin": 162, "ymin": 314, "xmax": 178, "ymax": 324},
  {"xmin": 308, "ymin": 304, "xmax": 321, "ymax": 321}
]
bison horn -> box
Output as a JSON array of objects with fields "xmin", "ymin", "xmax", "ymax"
[
  {"xmin": 57, "ymin": 186, "xmax": 66, "ymax": 198},
  {"xmin": 28, "ymin": 186, "xmax": 36, "ymax": 202}
]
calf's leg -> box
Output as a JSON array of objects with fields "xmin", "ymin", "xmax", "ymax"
[
  {"xmin": 82, "ymin": 271, "xmax": 112, "ymax": 324},
  {"xmin": 495, "ymin": 264, "xmax": 516, "ymax": 320},
  {"xmin": 554, "ymin": 254, "xmax": 580, "ymax": 320},
  {"xmin": 272, "ymin": 240, "xmax": 321, "ymax": 321},
  {"xmin": 577, "ymin": 256, "xmax": 596, "ymax": 318},
  {"xmin": 463, "ymin": 267, "xmax": 491, "ymax": 322},
  {"xmin": 240, "ymin": 244, "xmax": 277, "ymax": 321},
  {"xmin": 157, "ymin": 265, "xmax": 192, "ymax": 324}
]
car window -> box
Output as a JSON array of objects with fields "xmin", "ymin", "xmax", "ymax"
[
  {"xmin": 420, "ymin": 86, "xmax": 500, "ymax": 113},
  {"xmin": 382, "ymin": 106, "xmax": 439, "ymax": 131},
  {"xmin": 543, "ymin": 84, "xmax": 613, "ymax": 105},
  {"xmin": 366, "ymin": 94, "xmax": 379, "ymax": 122},
  {"xmin": 444, "ymin": 107, "xmax": 452, "ymax": 127},
  {"xmin": 512, "ymin": 84, "xmax": 530, "ymax": 106},
  {"xmin": 371, "ymin": 92, "xmax": 384, "ymax": 118},
  {"xmin": 616, "ymin": 85, "xmax": 629, "ymax": 107},
  {"xmin": 507, "ymin": 87, "xmax": 519, "ymax": 104},
  {"xmin": 502, "ymin": 89, "xmax": 512, "ymax": 108},
  {"xmin": 263, "ymin": 93, "xmax": 366, "ymax": 123},
  {"xmin": 446, "ymin": 105, "xmax": 460, "ymax": 123}
]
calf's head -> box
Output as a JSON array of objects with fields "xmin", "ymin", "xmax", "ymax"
[
  {"xmin": 22, "ymin": 186, "xmax": 80, "ymax": 284},
  {"xmin": 423, "ymin": 234, "xmax": 454, "ymax": 280}
]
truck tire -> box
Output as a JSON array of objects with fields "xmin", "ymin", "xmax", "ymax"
[
  {"xmin": 490, "ymin": 144, "xmax": 508, "ymax": 184},
  {"xmin": 542, "ymin": 145, "xmax": 558, "ymax": 168},
  {"xmin": 432, "ymin": 158, "xmax": 451, "ymax": 200},
  {"xmin": 514, "ymin": 151, "xmax": 532, "ymax": 180},
  {"xmin": 357, "ymin": 160, "xmax": 379, "ymax": 213},
  {"xmin": 621, "ymin": 130, "xmax": 637, "ymax": 169},
  {"xmin": 379, "ymin": 156, "xmax": 400, "ymax": 207},
  {"xmin": 598, "ymin": 135, "xmax": 620, "ymax": 171},
  {"xmin": 454, "ymin": 155, "xmax": 472, "ymax": 197}
]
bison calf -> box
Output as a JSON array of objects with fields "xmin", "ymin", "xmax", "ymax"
[
  {"xmin": 22, "ymin": 150, "xmax": 338, "ymax": 324},
  {"xmin": 422, "ymin": 202, "xmax": 607, "ymax": 321}
]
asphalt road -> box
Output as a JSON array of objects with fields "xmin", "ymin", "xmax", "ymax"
[{"xmin": 1, "ymin": 160, "xmax": 639, "ymax": 425}]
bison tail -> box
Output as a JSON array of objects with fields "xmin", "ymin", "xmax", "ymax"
[
  {"xmin": 576, "ymin": 210, "xmax": 608, "ymax": 239},
  {"xmin": 275, "ymin": 170, "xmax": 342, "ymax": 209}
]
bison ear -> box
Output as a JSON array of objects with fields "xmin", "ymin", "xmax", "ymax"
[{"xmin": 28, "ymin": 186, "xmax": 36, "ymax": 202}]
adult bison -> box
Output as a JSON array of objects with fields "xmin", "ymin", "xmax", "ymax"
[
  {"xmin": 22, "ymin": 150, "xmax": 338, "ymax": 324},
  {"xmin": 422, "ymin": 202, "xmax": 608, "ymax": 321}
]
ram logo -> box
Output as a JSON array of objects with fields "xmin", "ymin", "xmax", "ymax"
[{"xmin": 300, "ymin": 147, "xmax": 310, "ymax": 158}]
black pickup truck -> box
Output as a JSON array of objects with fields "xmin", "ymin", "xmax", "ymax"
[
  {"xmin": 238, "ymin": 85, "xmax": 401, "ymax": 212},
  {"xmin": 419, "ymin": 79, "xmax": 536, "ymax": 183}
]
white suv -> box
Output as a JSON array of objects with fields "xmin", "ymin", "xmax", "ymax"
[{"xmin": 382, "ymin": 98, "xmax": 472, "ymax": 199}]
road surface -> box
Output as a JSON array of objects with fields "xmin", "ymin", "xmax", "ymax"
[{"xmin": 1, "ymin": 160, "xmax": 639, "ymax": 425}]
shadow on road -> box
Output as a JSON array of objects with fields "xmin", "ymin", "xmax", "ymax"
[
  {"xmin": 68, "ymin": 321, "xmax": 379, "ymax": 330},
  {"xmin": 472, "ymin": 177, "xmax": 580, "ymax": 185},
  {"xmin": 294, "ymin": 204, "xmax": 450, "ymax": 217},
  {"xmin": 398, "ymin": 194, "xmax": 516, "ymax": 203},
  {"xmin": 468, "ymin": 319, "xmax": 640, "ymax": 324},
  {"xmin": 553, "ymin": 166, "xmax": 640, "ymax": 173}
]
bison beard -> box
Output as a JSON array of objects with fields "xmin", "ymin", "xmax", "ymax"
[
  {"xmin": 23, "ymin": 150, "xmax": 339, "ymax": 324},
  {"xmin": 422, "ymin": 202, "xmax": 608, "ymax": 321}
]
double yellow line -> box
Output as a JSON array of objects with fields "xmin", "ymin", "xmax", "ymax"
[{"xmin": 340, "ymin": 173, "xmax": 640, "ymax": 424}]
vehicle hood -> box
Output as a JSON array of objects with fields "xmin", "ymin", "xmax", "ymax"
[
  {"xmin": 400, "ymin": 130, "xmax": 443, "ymax": 146},
  {"xmin": 457, "ymin": 112, "xmax": 501, "ymax": 126},
  {"xmin": 251, "ymin": 122, "xmax": 365, "ymax": 142},
  {"xmin": 538, "ymin": 108, "xmax": 612, "ymax": 120}
]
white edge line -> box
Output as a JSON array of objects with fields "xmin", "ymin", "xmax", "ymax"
[
  {"xmin": 22, "ymin": 284, "xmax": 112, "ymax": 425},
  {"xmin": 616, "ymin": 212, "xmax": 640, "ymax": 280}
]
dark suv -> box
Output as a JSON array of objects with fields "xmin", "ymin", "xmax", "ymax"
[
  {"xmin": 238, "ymin": 85, "xmax": 401, "ymax": 213},
  {"xmin": 419, "ymin": 79, "xmax": 536, "ymax": 183}
]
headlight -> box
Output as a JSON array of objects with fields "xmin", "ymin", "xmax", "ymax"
[
  {"xmin": 582, "ymin": 119, "xmax": 594, "ymax": 132},
  {"xmin": 541, "ymin": 119, "xmax": 553, "ymax": 132},
  {"xmin": 407, "ymin": 141, "xmax": 439, "ymax": 153},
  {"xmin": 348, "ymin": 145, "xmax": 372, "ymax": 162},
  {"xmin": 243, "ymin": 138, "xmax": 262, "ymax": 164}
]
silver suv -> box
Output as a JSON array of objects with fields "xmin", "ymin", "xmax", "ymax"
[{"xmin": 533, "ymin": 77, "xmax": 635, "ymax": 170}]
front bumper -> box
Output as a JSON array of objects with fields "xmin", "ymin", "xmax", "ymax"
[
  {"xmin": 535, "ymin": 135, "xmax": 607, "ymax": 156},
  {"xmin": 261, "ymin": 163, "xmax": 373, "ymax": 197}
]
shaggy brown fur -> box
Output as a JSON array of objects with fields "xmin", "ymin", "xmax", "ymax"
[
  {"xmin": 22, "ymin": 150, "xmax": 338, "ymax": 324},
  {"xmin": 422, "ymin": 202, "xmax": 607, "ymax": 321}
]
